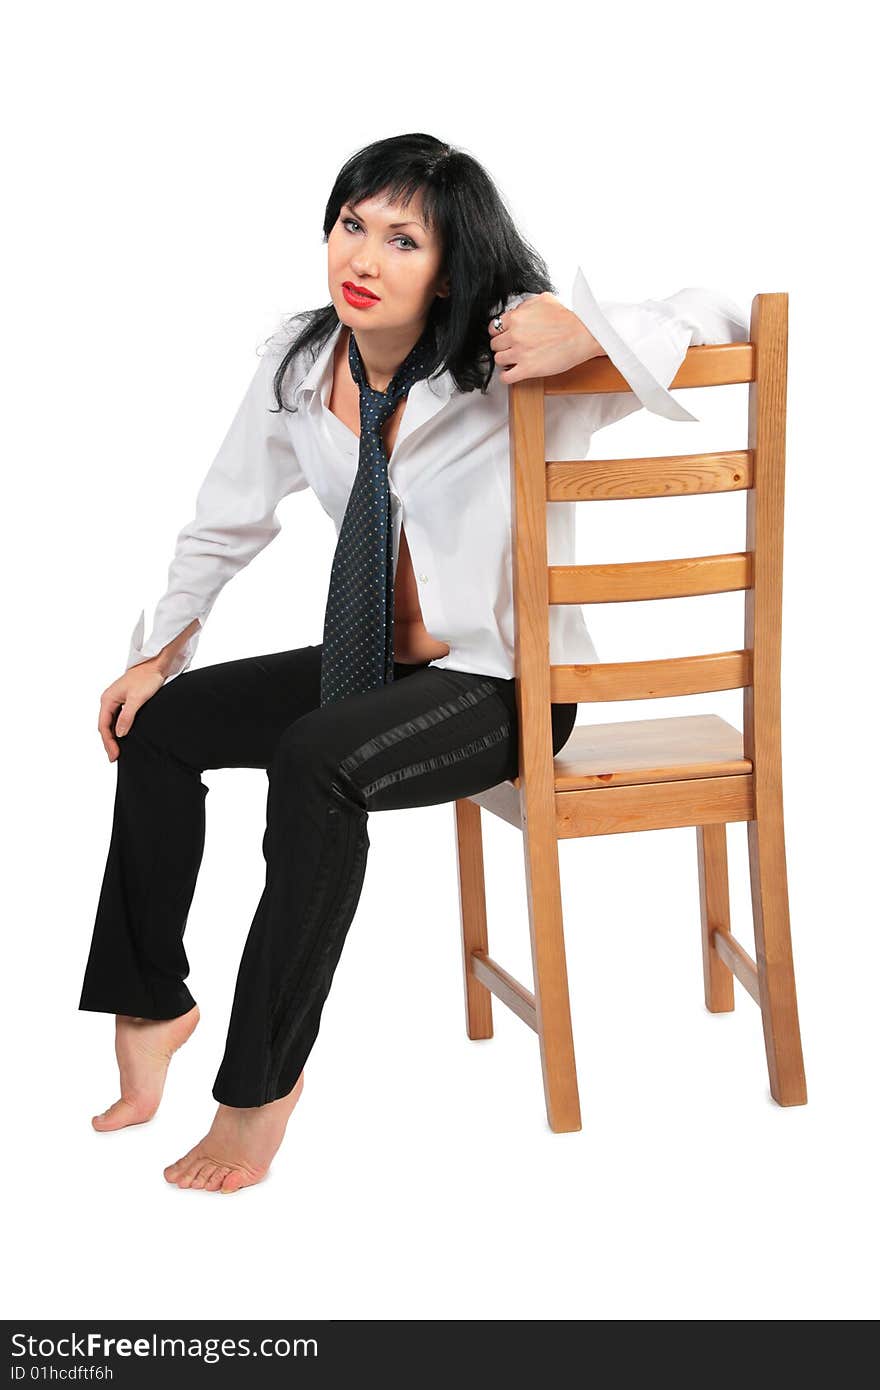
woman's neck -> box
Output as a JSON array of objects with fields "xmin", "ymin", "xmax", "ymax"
[{"xmin": 345, "ymin": 322, "xmax": 425, "ymax": 394}]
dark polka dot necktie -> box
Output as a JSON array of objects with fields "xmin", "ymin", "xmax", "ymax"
[{"xmin": 319, "ymin": 321, "xmax": 436, "ymax": 707}]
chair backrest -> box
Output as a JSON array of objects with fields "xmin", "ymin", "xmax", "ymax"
[{"xmin": 507, "ymin": 292, "xmax": 787, "ymax": 792}]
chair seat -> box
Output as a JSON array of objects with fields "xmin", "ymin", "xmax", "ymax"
[{"xmin": 511, "ymin": 713, "xmax": 750, "ymax": 791}]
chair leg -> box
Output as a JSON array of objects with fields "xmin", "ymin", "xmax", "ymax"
[
  {"xmin": 697, "ymin": 824, "xmax": 735, "ymax": 1012},
  {"xmin": 454, "ymin": 798, "xmax": 493, "ymax": 1040},
  {"xmin": 522, "ymin": 821, "xmax": 581, "ymax": 1134},
  {"xmin": 747, "ymin": 804, "xmax": 808, "ymax": 1106}
]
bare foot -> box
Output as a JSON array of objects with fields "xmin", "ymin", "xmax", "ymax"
[
  {"xmin": 163, "ymin": 1073, "xmax": 304, "ymax": 1194},
  {"xmin": 91, "ymin": 1004, "xmax": 201, "ymax": 1132}
]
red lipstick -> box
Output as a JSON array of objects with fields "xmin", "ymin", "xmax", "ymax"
[{"xmin": 342, "ymin": 282, "xmax": 380, "ymax": 308}]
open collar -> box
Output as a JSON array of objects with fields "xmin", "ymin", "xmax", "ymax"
[
  {"xmin": 290, "ymin": 319, "xmax": 458, "ymax": 453},
  {"xmin": 291, "ymin": 320, "xmax": 456, "ymax": 407}
]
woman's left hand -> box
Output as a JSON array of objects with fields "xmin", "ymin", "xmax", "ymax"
[{"xmin": 487, "ymin": 292, "xmax": 602, "ymax": 385}]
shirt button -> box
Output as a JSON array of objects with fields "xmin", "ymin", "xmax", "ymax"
[{"xmin": 418, "ymin": 573, "xmax": 428, "ymax": 583}]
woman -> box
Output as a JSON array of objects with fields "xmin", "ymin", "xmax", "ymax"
[{"xmin": 79, "ymin": 132, "xmax": 748, "ymax": 1193}]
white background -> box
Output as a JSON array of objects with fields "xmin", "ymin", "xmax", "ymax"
[{"xmin": 3, "ymin": 0, "xmax": 877, "ymax": 1322}]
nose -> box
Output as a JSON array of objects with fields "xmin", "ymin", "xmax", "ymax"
[
  {"xmin": 350, "ymin": 256, "xmax": 378, "ymax": 280},
  {"xmin": 349, "ymin": 241, "xmax": 380, "ymax": 279}
]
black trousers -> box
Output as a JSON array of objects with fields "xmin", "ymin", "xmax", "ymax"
[{"xmin": 78, "ymin": 643, "xmax": 577, "ymax": 1107}]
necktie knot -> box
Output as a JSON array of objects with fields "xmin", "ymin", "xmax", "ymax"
[{"xmin": 347, "ymin": 323, "xmax": 435, "ymax": 423}]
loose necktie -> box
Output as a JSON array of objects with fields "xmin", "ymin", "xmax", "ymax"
[{"xmin": 319, "ymin": 321, "xmax": 435, "ymax": 707}]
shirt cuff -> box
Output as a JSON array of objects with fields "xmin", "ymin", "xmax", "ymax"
[
  {"xmin": 570, "ymin": 264, "xmax": 701, "ymax": 423},
  {"xmin": 125, "ymin": 607, "xmax": 203, "ymax": 681}
]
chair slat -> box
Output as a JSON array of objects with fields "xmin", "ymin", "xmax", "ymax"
[
  {"xmin": 546, "ymin": 449, "xmax": 752, "ymax": 501},
  {"xmin": 544, "ymin": 341, "xmax": 755, "ymax": 395},
  {"xmin": 548, "ymin": 650, "xmax": 751, "ymax": 702},
  {"xmin": 549, "ymin": 552, "xmax": 751, "ymax": 604}
]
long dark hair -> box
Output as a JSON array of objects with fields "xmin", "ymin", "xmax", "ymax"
[{"xmin": 266, "ymin": 132, "xmax": 556, "ymax": 412}]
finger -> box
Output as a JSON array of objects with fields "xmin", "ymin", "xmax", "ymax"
[
  {"xmin": 115, "ymin": 699, "xmax": 139, "ymax": 740},
  {"xmin": 98, "ymin": 695, "xmax": 122, "ymax": 760},
  {"xmin": 497, "ymin": 359, "xmax": 527, "ymax": 383}
]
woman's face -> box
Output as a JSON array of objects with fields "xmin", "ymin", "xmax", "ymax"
[{"xmin": 327, "ymin": 188, "xmax": 448, "ymax": 334}]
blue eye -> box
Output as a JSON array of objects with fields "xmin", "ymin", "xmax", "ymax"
[{"xmin": 341, "ymin": 217, "xmax": 416, "ymax": 250}]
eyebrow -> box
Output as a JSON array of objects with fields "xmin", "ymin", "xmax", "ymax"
[{"xmin": 343, "ymin": 203, "xmax": 426, "ymax": 233}]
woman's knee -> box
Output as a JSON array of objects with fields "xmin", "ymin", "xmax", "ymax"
[
  {"xmin": 270, "ymin": 712, "xmax": 335, "ymax": 776},
  {"xmin": 268, "ymin": 711, "xmax": 365, "ymax": 804},
  {"xmin": 122, "ymin": 670, "xmax": 199, "ymax": 754}
]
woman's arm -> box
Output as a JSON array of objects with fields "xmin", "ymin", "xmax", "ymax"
[
  {"xmin": 126, "ymin": 343, "xmax": 310, "ymax": 681},
  {"xmin": 490, "ymin": 268, "xmax": 749, "ymax": 437},
  {"xmin": 567, "ymin": 266, "xmax": 750, "ymax": 427}
]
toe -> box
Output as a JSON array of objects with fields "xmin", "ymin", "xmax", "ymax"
[
  {"xmin": 93, "ymin": 1097, "xmax": 154, "ymax": 1131},
  {"xmin": 204, "ymin": 1167, "xmax": 230, "ymax": 1192},
  {"xmin": 219, "ymin": 1168, "xmax": 247, "ymax": 1194},
  {"xmin": 163, "ymin": 1153, "xmax": 192, "ymax": 1183},
  {"xmin": 191, "ymin": 1163, "xmax": 216, "ymax": 1189}
]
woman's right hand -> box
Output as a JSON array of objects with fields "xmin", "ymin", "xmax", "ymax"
[{"xmin": 99, "ymin": 659, "xmax": 167, "ymax": 762}]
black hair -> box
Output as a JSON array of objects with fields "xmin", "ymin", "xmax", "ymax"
[{"xmin": 265, "ymin": 132, "xmax": 557, "ymax": 412}]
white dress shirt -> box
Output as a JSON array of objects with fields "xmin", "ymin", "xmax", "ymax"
[{"xmin": 125, "ymin": 266, "xmax": 749, "ymax": 682}]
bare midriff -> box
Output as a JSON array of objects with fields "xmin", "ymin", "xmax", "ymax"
[{"xmin": 327, "ymin": 327, "xmax": 451, "ymax": 665}]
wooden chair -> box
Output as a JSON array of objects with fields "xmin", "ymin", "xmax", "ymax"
[{"xmin": 453, "ymin": 292, "xmax": 807, "ymax": 1132}]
